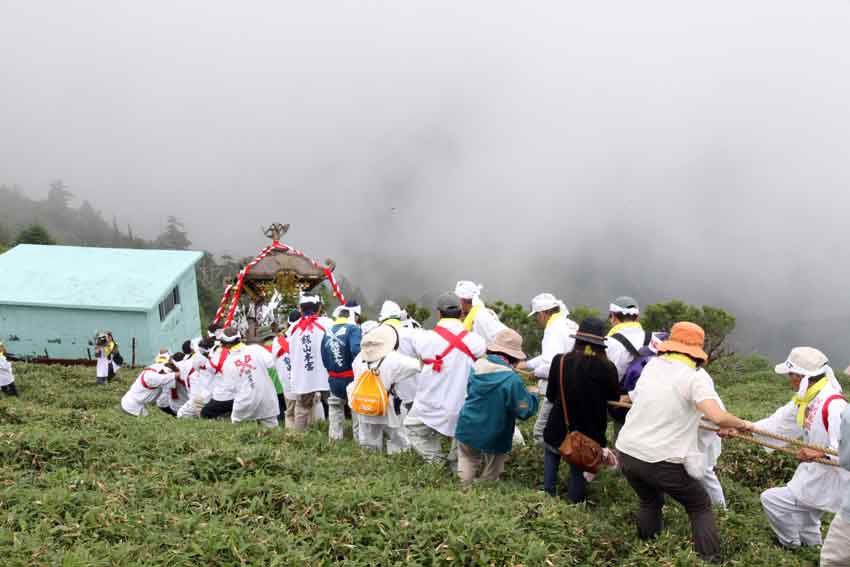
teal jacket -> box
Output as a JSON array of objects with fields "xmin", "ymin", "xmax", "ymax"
[{"xmin": 455, "ymin": 355, "xmax": 539, "ymax": 454}]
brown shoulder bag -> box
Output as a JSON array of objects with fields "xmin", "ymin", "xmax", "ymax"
[{"xmin": 558, "ymin": 355, "xmax": 603, "ymax": 473}]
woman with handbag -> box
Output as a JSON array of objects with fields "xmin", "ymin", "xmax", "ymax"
[
  {"xmin": 615, "ymin": 322, "xmax": 753, "ymax": 563},
  {"xmin": 543, "ymin": 317, "xmax": 619, "ymax": 502}
]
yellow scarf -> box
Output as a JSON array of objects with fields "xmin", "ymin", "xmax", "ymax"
[
  {"xmin": 583, "ymin": 345, "xmax": 596, "ymax": 356},
  {"xmin": 437, "ymin": 318, "xmax": 461, "ymax": 327},
  {"xmin": 104, "ymin": 340, "xmax": 115, "ymax": 358},
  {"xmin": 663, "ymin": 353, "xmax": 697, "ymax": 369},
  {"xmin": 546, "ymin": 311, "xmax": 564, "ymax": 329},
  {"xmin": 607, "ymin": 321, "xmax": 642, "ymax": 337},
  {"xmin": 462, "ymin": 304, "xmax": 482, "ymax": 332},
  {"xmin": 229, "ymin": 342, "xmax": 245, "ymax": 353},
  {"xmin": 334, "ymin": 317, "xmax": 349, "ymax": 325},
  {"xmin": 793, "ymin": 376, "xmax": 828, "ymax": 427},
  {"xmin": 383, "ymin": 318, "xmax": 402, "ymax": 328}
]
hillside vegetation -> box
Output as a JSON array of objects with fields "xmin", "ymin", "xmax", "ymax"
[{"xmin": 0, "ymin": 355, "xmax": 837, "ymax": 566}]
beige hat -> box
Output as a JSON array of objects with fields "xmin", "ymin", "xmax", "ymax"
[
  {"xmin": 487, "ymin": 329, "xmax": 527, "ymax": 361},
  {"xmin": 361, "ymin": 325, "xmax": 399, "ymax": 363},
  {"xmin": 775, "ymin": 347, "xmax": 829, "ymax": 377}
]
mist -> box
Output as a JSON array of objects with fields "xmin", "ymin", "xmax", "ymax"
[{"xmin": 2, "ymin": 1, "xmax": 850, "ymax": 361}]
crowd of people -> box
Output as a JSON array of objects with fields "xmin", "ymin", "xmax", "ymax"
[{"xmin": 4, "ymin": 279, "xmax": 848, "ymax": 565}]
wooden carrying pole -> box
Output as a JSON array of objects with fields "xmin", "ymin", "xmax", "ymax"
[{"xmin": 607, "ymin": 400, "xmax": 839, "ymax": 460}]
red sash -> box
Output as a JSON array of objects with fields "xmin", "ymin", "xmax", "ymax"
[
  {"xmin": 139, "ymin": 368, "xmax": 158, "ymax": 390},
  {"xmin": 422, "ymin": 326, "xmax": 476, "ymax": 373},
  {"xmin": 822, "ymin": 394, "xmax": 846, "ymax": 431},
  {"xmin": 329, "ymin": 369, "xmax": 355, "ymax": 379},
  {"xmin": 210, "ymin": 348, "xmax": 230, "ymax": 375},
  {"xmin": 293, "ymin": 315, "xmax": 326, "ymax": 335}
]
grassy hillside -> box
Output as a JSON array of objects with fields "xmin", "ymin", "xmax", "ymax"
[{"xmin": 0, "ymin": 356, "xmax": 838, "ymax": 566}]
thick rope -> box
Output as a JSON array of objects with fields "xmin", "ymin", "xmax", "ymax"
[{"xmin": 607, "ymin": 400, "xmax": 839, "ymax": 458}]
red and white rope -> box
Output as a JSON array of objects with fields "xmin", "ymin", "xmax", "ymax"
[{"xmin": 214, "ymin": 241, "xmax": 345, "ymax": 326}]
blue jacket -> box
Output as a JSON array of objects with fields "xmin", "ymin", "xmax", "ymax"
[
  {"xmin": 320, "ymin": 319, "xmax": 362, "ymax": 379},
  {"xmin": 455, "ymin": 355, "xmax": 539, "ymax": 454}
]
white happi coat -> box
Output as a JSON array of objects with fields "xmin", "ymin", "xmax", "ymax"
[
  {"xmin": 352, "ymin": 351, "xmax": 422, "ymax": 427},
  {"xmin": 169, "ymin": 357, "xmax": 195, "ymax": 413},
  {"xmin": 270, "ymin": 335, "xmax": 295, "ymax": 400},
  {"xmin": 223, "ymin": 343, "xmax": 279, "ymax": 423},
  {"xmin": 289, "ymin": 316, "xmax": 333, "ymax": 395},
  {"xmin": 406, "ymin": 319, "xmax": 486, "ymax": 437},
  {"xmin": 0, "ymin": 354, "xmax": 13, "ymax": 386},
  {"xmin": 526, "ymin": 312, "xmax": 578, "ymax": 388},
  {"xmin": 463, "ymin": 301, "xmax": 508, "ymax": 343},
  {"xmin": 209, "ymin": 347, "xmax": 237, "ymax": 402},
  {"xmin": 121, "ymin": 364, "xmax": 177, "ymax": 416},
  {"xmin": 177, "ymin": 352, "xmax": 214, "ymax": 418},
  {"xmin": 755, "ymin": 382, "xmax": 850, "ymax": 511}
]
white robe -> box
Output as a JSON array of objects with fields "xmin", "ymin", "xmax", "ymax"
[
  {"xmin": 606, "ymin": 324, "xmax": 648, "ymax": 380},
  {"xmin": 405, "ymin": 319, "xmax": 486, "ymax": 437},
  {"xmin": 755, "ymin": 385, "xmax": 850, "ymax": 511},
  {"xmin": 121, "ymin": 364, "xmax": 177, "ymax": 416},
  {"xmin": 226, "ymin": 344, "xmax": 279, "ymax": 423},
  {"xmin": 289, "ymin": 316, "xmax": 333, "ymax": 395},
  {"xmin": 526, "ymin": 312, "xmax": 578, "ymax": 387},
  {"xmin": 209, "ymin": 347, "xmax": 237, "ymax": 402}
]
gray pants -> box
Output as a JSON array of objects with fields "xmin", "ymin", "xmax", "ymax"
[
  {"xmin": 533, "ymin": 398, "xmax": 553, "ymax": 447},
  {"xmin": 457, "ymin": 442, "xmax": 507, "ymax": 487},
  {"xmin": 821, "ymin": 513, "xmax": 850, "ymax": 566},
  {"xmin": 405, "ymin": 415, "xmax": 454, "ymax": 465},
  {"xmin": 328, "ymin": 394, "xmax": 357, "ymax": 441},
  {"xmin": 760, "ymin": 486, "xmax": 824, "ymax": 548},
  {"xmin": 359, "ymin": 422, "xmax": 406, "ymax": 454},
  {"xmin": 620, "ymin": 452, "xmax": 721, "ymax": 563},
  {"xmin": 293, "ymin": 392, "xmax": 328, "ymax": 431}
]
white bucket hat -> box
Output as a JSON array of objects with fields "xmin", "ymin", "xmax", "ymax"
[
  {"xmin": 379, "ymin": 300, "xmax": 404, "ymax": 322},
  {"xmin": 454, "ymin": 280, "xmax": 483, "ymax": 301},
  {"xmin": 528, "ymin": 293, "xmax": 568, "ymax": 317},
  {"xmin": 775, "ymin": 346, "xmax": 841, "ymax": 398},
  {"xmin": 774, "ymin": 347, "xmax": 829, "ymax": 378},
  {"xmin": 609, "ymin": 296, "xmax": 640, "ymax": 316},
  {"xmin": 361, "ymin": 325, "xmax": 399, "ymax": 363}
]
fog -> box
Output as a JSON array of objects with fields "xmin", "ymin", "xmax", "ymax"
[{"xmin": 2, "ymin": 1, "xmax": 850, "ymax": 361}]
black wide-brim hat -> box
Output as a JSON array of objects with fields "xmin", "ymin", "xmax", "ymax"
[{"xmin": 570, "ymin": 316, "xmax": 608, "ymax": 347}]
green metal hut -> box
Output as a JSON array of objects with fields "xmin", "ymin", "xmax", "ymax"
[{"xmin": 0, "ymin": 245, "xmax": 203, "ymax": 365}]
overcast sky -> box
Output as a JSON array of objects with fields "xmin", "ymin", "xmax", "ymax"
[{"xmin": 2, "ymin": 1, "xmax": 849, "ymax": 359}]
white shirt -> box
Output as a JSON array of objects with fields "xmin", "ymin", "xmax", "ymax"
[
  {"xmin": 526, "ymin": 312, "xmax": 578, "ymax": 386},
  {"xmin": 190, "ymin": 352, "xmax": 214, "ymax": 400},
  {"xmin": 754, "ymin": 385, "xmax": 850, "ymax": 511},
  {"xmin": 352, "ymin": 351, "xmax": 422, "ymax": 427},
  {"xmin": 225, "ymin": 343, "xmax": 279, "ymax": 423},
  {"xmin": 406, "ymin": 319, "xmax": 486, "ymax": 437},
  {"xmin": 209, "ymin": 347, "xmax": 237, "ymax": 401},
  {"xmin": 121, "ymin": 364, "xmax": 177, "ymax": 416},
  {"xmin": 0, "ymin": 354, "xmax": 13, "ymax": 386},
  {"xmin": 289, "ymin": 316, "xmax": 333, "ymax": 395},
  {"xmin": 169, "ymin": 357, "xmax": 195, "ymax": 412},
  {"xmin": 466, "ymin": 303, "xmax": 508, "ymax": 343},
  {"xmin": 616, "ymin": 357, "xmax": 721, "ymax": 464},
  {"xmin": 606, "ymin": 324, "xmax": 647, "ymax": 380},
  {"xmin": 381, "ymin": 321, "xmax": 422, "ymax": 401},
  {"xmin": 270, "ymin": 336, "xmax": 295, "ymax": 400}
]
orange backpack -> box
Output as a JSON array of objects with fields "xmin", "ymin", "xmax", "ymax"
[{"xmin": 350, "ymin": 368, "xmax": 389, "ymax": 417}]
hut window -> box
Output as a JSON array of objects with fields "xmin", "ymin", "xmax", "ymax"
[{"xmin": 159, "ymin": 286, "xmax": 181, "ymax": 321}]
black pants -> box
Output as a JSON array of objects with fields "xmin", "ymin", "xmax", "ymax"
[
  {"xmin": 201, "ymin": 399, "xmax": 234, "ymax": 419},
  {"xmin": 1, "ymin": 383, "xmax": 18, "ymax": 396},
  {"xmin": 620, "ymin": 452, "xmax": 720, "ymax": 562},
  {"xmin": 159, "ymin": 406, "xmax": 177, "ymax": 417}
]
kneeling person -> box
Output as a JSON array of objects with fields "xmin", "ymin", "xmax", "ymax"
[
  {"xmin": 121, "ymin": 355, "xmax": 179, "ymax": 417},
  {"xmin": 455, "ymin": 329, "xmax": 538, "ymax": 487}
]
